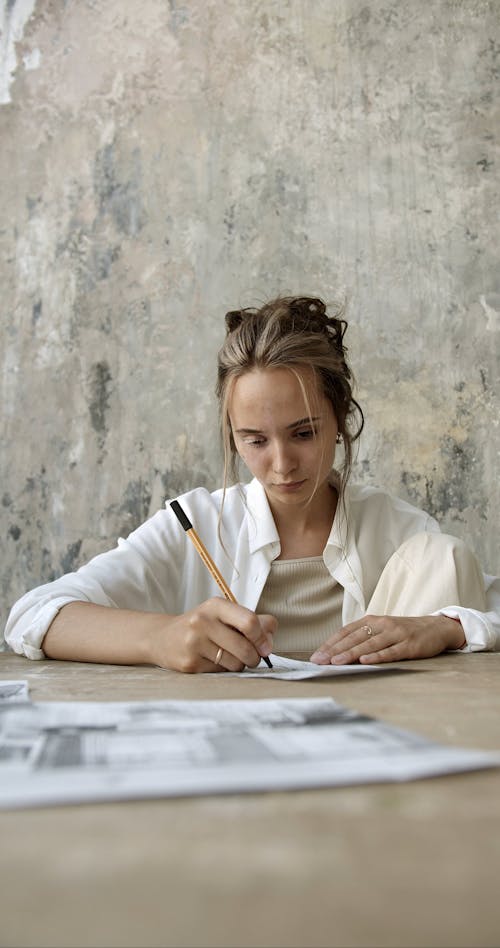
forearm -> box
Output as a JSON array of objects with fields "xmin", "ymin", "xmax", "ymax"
[
  {"xmin": 42, "ymin": 601, "xmax": 170, "ymax": 666},
  {"xmin": 41, "ymin": 598, "xmax": 276, "ymax": 674}
]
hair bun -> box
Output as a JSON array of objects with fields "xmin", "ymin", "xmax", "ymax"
[
  {"xmin": 224, "ymin": 309, "xmax": 245, "ymax": 333},
  {"xmin": 224, "ymin": 296, "xmax": 346, "ymax": 353},
  {"xmin": 288, "ymin": 296, "xmax": 347, "ymax": 349},
  {"xmin": 289, "ymin": 296, "xmax": 327, "ymax": 329}
]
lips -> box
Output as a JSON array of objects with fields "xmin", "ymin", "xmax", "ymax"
[{"xmin": 273, "ymin": 480, "xmax": 306, "ymax": 490}]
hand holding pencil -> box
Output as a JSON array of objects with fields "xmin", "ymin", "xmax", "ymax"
[{"xmin": 170, "ymin": 500, "xmax": 274, "ymax": 671}]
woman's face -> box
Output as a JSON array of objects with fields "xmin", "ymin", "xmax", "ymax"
[{"xmin": 229, "ymin": 366, "xmax": 338, "ymax": 513}]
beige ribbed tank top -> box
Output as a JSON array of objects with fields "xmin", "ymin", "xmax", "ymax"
[{"xmin": 256, "ymin": 556, "xmax": 343, "ymax": 652}]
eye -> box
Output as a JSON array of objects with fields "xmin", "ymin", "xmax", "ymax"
[
  {"xmin": 244, "ymin": 437, "xmax": 266, "ymax": 447},
  {"xmin": 295, "ymin": 427, "xmax": 316, "ymax": 440}
]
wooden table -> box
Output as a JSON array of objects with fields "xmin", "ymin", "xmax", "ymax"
[{"xmin": 1, "ymin": 650, "xmax": 499, "ymax": 948}]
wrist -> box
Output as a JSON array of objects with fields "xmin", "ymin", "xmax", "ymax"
[
  {"xmin": 141, "ymin": 613, "xmax": 164, "ymax": 665},
  {"xmin": 142, "ymin": 611, "xmax": 176, "ymax": 667}
]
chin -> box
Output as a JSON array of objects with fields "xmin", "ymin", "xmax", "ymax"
[{"xmin": 269, "ymin": 486, "xmax": 311, "ymax": 503}]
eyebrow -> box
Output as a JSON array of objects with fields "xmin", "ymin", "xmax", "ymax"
[{"xmin": 235, "ymin": 416, "xmax": 321, "ymax": 435}]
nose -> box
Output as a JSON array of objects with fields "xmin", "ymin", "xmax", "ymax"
[{"xmin": 271, "ymin": 441, "xmax": 297, "ymax": 477}]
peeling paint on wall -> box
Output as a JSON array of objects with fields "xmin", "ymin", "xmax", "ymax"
[
  {"xmin": 0, "ymin": 0, "xmax": 38, "ymax": 104},
  {"xmin": 479, "ymin": 294, "xmax": 500, "ymax": 332}
]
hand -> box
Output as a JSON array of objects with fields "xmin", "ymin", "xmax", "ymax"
[
  {"xmin": 310, "ymin": 614, "xmax": 466, "ymax": 665},
  {"xmin": 149, "ymin": 597, "xmax": 276, "ymax": 673}
]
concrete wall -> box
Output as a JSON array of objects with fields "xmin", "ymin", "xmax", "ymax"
[{"xmin": 1, "ymin": 0, "xmax": 499, "ymax": 640}]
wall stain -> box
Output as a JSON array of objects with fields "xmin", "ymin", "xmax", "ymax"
[
  {"xmin": 121, "ymin": 479, "xmax": 153, "ymax": 523},
  {"xmin": 60, "ymin": 540, "xmax": 83, "ymax": 574},
  {"xmin": 103, "ymin": 479, "xmax": 153, "ymax": 539},
  {"xmin": 224, "ymin": 204, "xmax": 235, "ymax": 235},
  {"xmin": 102, "ymin": 467, "xmax": 216, "ymax": 545},
  {"xmin": 476, "ymin": 157, "xmax": 493, "ymax": 172},
  {"xmin": 401, "ymin": 432, "xmax": 486, "ymax": 525},
  {"xmin": 22, "ymin": 466, "xmax": 50, "ymax": 512},
  {"xmin": 41, "ymin": 547, "xmax": 56, "ymax": 584},
  {"xmin": 435, "ymin": 435, "xmax": 485, "ymax": 520},
  {"xmin": 55, "ymin": 214, "xmax": 123, "ymax": 294},
  {"xmin": 168, "ymin": 0, "xmax": 189, "ymax": 33},
  {"xmin": 90, "ymin": 243, "xmax": 121, "ymax": 282},
  {"xmin": 88, "ymin": 360, "xmax": 112, "ymax": 451},
  {"xmin": 93, "ymin": 144, "xmax": 146, "ymax": 237},
  {"xmin": 26, "ymin": 195, "xmax": 42, "ymax": 218}
]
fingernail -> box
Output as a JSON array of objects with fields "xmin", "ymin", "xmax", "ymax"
[
  {"xmin": 331, "ymin": 653, "xmax": 348, "ymax": 664},
  {"xmin": 260, "ymin": 641, "xmax": 272, "ymax": 657},
  {"xmin": 310, "ymin": 650, "xmax": 330, "ymax": 664}
]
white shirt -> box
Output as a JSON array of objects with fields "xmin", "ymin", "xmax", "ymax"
[{"xmin": 5, "ymin": 478, "xmax": 500, "ymax": 659}]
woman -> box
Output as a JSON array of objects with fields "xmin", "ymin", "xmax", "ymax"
[{"xmin": 5, "ymin": 296, "xmax": 500, "ymax": 670}]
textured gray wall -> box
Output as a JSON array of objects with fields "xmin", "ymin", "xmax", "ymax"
[{"xmin": 1, "ymin": 0, "xmax": 499, "ymax": 642}]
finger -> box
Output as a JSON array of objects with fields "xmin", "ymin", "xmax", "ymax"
[
  {"xmin": 192, "ymin": 638, "xmax": 246, "ymax": 674},
  {"xmin": 311, "ymin": 623, "xmax": 380, "ymax": 663},
  {"xmin": 329, "ymin": 641, "xmax": 380, "ymax": 664},
  {"xmin": 208, "ymin": 644, "xmax": 245, "ymax": 673},
  {"xmin": 359, "ymin": 641, "xmax": 413, "ymax": 664},
  {"xmin": 207, "ymin": 624, "xmax": 265, "ymax": 670},
  {"xmin": 258, "ymin": 613, "xmax": 277, "ymax": 652},
  {"xmin": 237, "ymin": 609, "xmax": 275, "ymax": 658},
  {"xmin": 334, "ymin": 633, "xmax": 415, "ymax": 665},
  {"xmin": 330, "ymin": 627, "xmax": 390, "ymax": 664},
  {"xmin": 205, "ymin": 598, "xmax": 274, "ymax": 659},
  {"xmin": 184, "ymin": 615, "xmax": 251, "ymax": 672}
]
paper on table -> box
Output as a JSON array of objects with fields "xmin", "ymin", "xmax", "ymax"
[
  {"xmin": 1, "ymin": 695, "xmax": 498, "ymax": 810},
  {"xmin": 222, "ymin": 654, "xmax": 386, "ymax": 679},
  {"xmin": 0, "ymin": 680, "xmax": 29, "ymax": 702}
]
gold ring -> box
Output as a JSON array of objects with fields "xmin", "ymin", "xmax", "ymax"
[
  {"xmin": 214, "ymin": 647, "xmax": 223, "ymax": 665},
  {"xmin": 360, "ymin": 625, "xmax": 374, "ymax": 637}
]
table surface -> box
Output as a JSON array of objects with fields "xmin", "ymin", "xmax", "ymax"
[{"xmin": 1, "ymin": 650, "xmax": 499, "ymax": 948}]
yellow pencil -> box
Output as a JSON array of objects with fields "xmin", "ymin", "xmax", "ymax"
[{"xmin": 170, "ymin": 500, "xmax": 273, "ymax": 668}]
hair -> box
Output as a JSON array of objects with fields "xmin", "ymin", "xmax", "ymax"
[{"xmin": 215, "ymin": 295, "xmax": 364, "ymax": 503}]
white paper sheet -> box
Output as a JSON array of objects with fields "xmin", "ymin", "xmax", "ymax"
[
  {"xmin": 0, "ymin": 695, "xmax": 498, "ymax": 810},
  {"xmin": 0, "ymin": 680, "xmax": 30, "ymax": 702},
  {"xmin": 226, "ymin": 654, "xmax": 386, "ymax": 679}
]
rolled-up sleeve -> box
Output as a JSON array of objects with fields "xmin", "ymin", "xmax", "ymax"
[
  {"xmin": 4, "ymin": 486, "xmax": 239, "ymax": 660},
  {"xmin": 4, "ymin": 507, "xmax": 184, "ymax": 659},
  {"xmin": 439, "ymin": 574, "xmax": 500, "ymax": 652}
]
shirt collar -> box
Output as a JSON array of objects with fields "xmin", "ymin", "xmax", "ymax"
[
  {"xmin": 245, "ymin": 478, "xmax": 281, "ymax": 554},
  {"xmin": 324, "ymin": 473, "xmax": 349, "ymax": 552},
  {"xmin": 245, "ymin": 476, "xmax": 365, "ymax": 610},
  {"xmin": 245, "ymin": 474, "xmax": 350, "ymax": 554}
]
